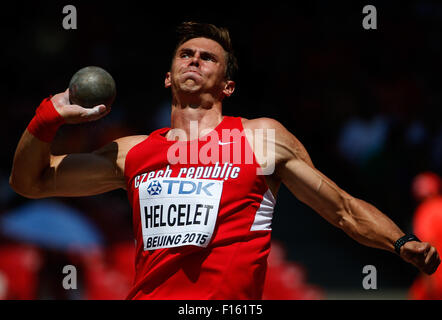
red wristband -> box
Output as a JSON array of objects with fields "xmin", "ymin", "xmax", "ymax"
[{"xmin": 27, "ymin": 96, "xmax": 65, "ymax": 143}]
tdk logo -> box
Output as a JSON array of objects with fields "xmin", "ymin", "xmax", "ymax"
[
  {"xmin": 162, "ymin": 180, "xmax": 215, "ymax": 196},
  {"xmin": 147, "ymin": 180, "xmax": 162, "ymax": 195}
]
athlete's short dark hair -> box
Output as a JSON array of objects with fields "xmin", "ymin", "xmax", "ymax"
[{"xmin": 172, "ymin": 21, "xmax": 238, "ymax": 81}]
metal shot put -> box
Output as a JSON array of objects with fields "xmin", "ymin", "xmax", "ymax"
[{"xmin": 69, "ymin": 66, "xmax": 116, "ymax": 109}]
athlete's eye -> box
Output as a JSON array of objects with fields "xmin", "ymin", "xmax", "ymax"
[
  {"xmin": 201, "ymin": 54, "xmax": 216, "ymax": 62},
  {"xmin": 179, "ymin": 50, "xmax": 193, "ymax": 59}
]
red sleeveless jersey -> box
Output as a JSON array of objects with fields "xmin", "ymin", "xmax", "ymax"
[{"xmin": 124, "ymin": 116, "xmax": 276, "ymax": 299}]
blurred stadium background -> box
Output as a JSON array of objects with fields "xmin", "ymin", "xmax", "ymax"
[{"xmin": 0, "ymin": 1, "xmax": 441, "ymax": 299}]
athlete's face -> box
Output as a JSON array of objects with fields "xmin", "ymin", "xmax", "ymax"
[{"xmin": 165, "ymin": 37, "xmax": 235, "ymax": 98}]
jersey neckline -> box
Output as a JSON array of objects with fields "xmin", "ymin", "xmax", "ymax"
[{"xmin": 150, "ymin": 116, "xmax": 235, "ymax": 144}]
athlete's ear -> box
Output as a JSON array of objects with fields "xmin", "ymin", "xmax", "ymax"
[
  {"xmin": 165, "ymin": 72, "xmax": 171, "ymax": 88},
  {"xmin": 223, "ymin": 80, "xmax": 235, "ymax": 97}
]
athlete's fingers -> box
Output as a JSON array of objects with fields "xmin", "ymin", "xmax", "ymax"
[
  {"xmin": 411, "ymin": 244, "xmax": 440, "ymax": 275},
  {"xmin": 400, "ymin": 242, "xmax": 440, "ymax": 275},
  {"xmin": 82, "ymin": 104, "xmax": 108, "ymax": 121},
  {"xmin": 53, "ymin": 102, "xmax": 109, "ymax": 124},
  {"xmin": 424, "ymin": 248, "xmax": 441, "ymax": 275},
  {"xmin": 401, "ymin": 241, "xmax": 427, "ymax": 260},
  {"xmin": 425, "ymin": 246, "xmax": 436, "ymax": 265}
]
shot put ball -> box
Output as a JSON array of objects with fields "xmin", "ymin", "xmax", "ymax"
[{"xmin": 69, "ymin": 66, "xmax": 116, "ymax": 108}]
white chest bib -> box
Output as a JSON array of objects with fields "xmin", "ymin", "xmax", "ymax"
[{"xmin": 138, "ymin": 177, "xmax": 223, "ymax": 251}]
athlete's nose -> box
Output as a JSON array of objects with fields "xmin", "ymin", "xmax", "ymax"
[{"xmin": 189, "ymin": 54, "xmax": 200, "ymax": 67}]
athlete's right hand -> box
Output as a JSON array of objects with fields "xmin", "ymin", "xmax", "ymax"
[{"xmin": 50, "ymin": 89, "xmax": 110, "ymax": 124}]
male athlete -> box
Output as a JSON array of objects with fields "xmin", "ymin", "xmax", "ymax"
[{"xmin": 10, "ymin": 22, "xmax": 440, "ymax": 299}]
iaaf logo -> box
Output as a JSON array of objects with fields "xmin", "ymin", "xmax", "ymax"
[
  {"xmin": 165, "ymin": 120, "xmax": 275, "ymax": 176},
  {"xmin": 146, "ymin": 180, "xmax": 162, "ymax": 195},
  {"xmin": 147, "ymin": 179, "xmax": 216, "ymax": 197}
]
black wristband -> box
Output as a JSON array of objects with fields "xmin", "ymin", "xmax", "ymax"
[{"xmin": 394, "ymin": 234, "xmax": 421, "ymax": 254}]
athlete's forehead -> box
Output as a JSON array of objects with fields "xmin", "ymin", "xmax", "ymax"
[{"xmin": 175, "ymin": 37, "xmax": 226, "ymax": 61}]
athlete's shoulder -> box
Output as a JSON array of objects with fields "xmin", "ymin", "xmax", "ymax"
[
  {"xmin": 240, "ymin": 117, "xmax": 286, "ymax": 131},
  {"xmin": 93, "ymin": 135, "xmax": 147, "ymax": 159},
  {"xmin": 240, "ymin": 117, "xmax": 313, "ymax": 166},
  {"xmin": 112, "ymin": 135, "xmax": 149, "ymax": 157},
  {"xmin": 113, "ymin": 135, "xmax": 148, "ymax": 147}
]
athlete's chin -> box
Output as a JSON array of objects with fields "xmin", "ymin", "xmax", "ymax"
[{"xmin": 179, "ymin": 83, "xmax": 203, "ymax": 94}]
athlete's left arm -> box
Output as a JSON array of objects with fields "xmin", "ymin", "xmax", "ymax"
[{"xmin": 259, "ymin": 117, "xmax": 440, "ymax": 275}]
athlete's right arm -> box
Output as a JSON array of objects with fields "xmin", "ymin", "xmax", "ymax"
[{"xmin": 9, "ymin": 90, "xmax": 147, "ymax": 198}]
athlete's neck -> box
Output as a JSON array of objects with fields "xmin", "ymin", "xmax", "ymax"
[{"xmin": 167, "ymin": 95, "xmax": 223, "ymax": 141}]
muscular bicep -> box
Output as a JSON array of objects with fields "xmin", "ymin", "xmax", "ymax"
[
  {"xmin": 40, "ymin": 141, "xmax": 126, "ymax": 197},
  {"xmin": 34, "ymin": 135, "xmax": 147, "ymax": 198}
]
